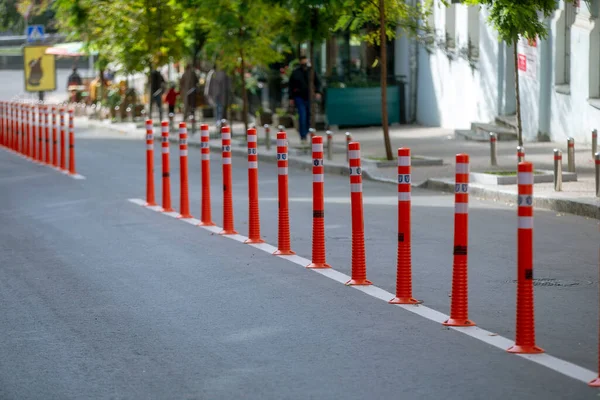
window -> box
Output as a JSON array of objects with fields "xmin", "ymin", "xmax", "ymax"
[{"xmin": 554, "ymin": 1, "xmax": 576, "ymax": 91}]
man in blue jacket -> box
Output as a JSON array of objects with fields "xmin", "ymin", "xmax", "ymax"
[{"xmin": 288, "ymin": 56, "xmax": 321, "ymax": 143}]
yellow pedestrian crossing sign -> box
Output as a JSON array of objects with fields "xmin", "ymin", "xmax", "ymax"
[{"xmin": 23, "ymin": 45, "xmax": 56, "ymax": 92}]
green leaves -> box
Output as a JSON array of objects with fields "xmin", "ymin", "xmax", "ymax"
[
  {"xmin": 463, "ymin": 0, "xmax": 557, "ymax": 42},
  {"xmin": 336, "ymin": 0, "xmax": 432, "ymax": 46}
]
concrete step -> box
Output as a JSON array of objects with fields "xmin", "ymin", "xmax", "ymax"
[
  {"xmin": 470, "ymin": 122, "xmax": 518, "ymax": 141},
  {"xmin": 495, "ymin": 114, "xmax": 518, "ymax": 130},
  {"xmin": 454, "ymin": 129, "xmax": 487, "ymax": 142}
]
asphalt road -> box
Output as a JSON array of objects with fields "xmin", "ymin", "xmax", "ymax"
[{"xmin": 0, "ymin": 126, "xmax": 599, "ymax": 399}]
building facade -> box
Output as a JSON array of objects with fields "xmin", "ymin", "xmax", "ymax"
[{"xmin": 396, "ymin": 0, "xmax": 599, "ymax": 145}]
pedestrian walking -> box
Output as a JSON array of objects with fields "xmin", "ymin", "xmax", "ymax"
[
  {"xmin": 150, "ymin": 68, "xmax": 166, "ymax": 121},
  {"xmin": 289, "ymin": 56, "xmax": 321, "ymax": 143},
  {"xmin": 165, "ymin": 83, "xmax": 179, "ymax": 117},
  {"xmin": 180, "ymin": 63, "xmax": 198, "ymax": 122},
  {"xmin": 206, "ymin": 62, "xmax": 231, "ymax": 129}
]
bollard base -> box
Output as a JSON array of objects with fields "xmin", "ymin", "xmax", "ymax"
[
  {"xmin": 346, "ymin": 278, "xmax": 372, "ymax": 286},
  {"xmin": 145, "ymin": 201, "xmax": 158, "ymax": 207},
  {"xmin": 506, "ymin": 344, "xmax": 545, "ymax": 354},
  {"xmin": 273, "ymin": 249, "xmax": 296, "ymax": 256},
  {"xmin": 161, "ymin": 207, "xmax": 175, "ymax": 213},
  {"xmin": 588, "ymin": 377, "xmax": 600, "ymax": 387},
  {"xmin": 219, "ymin": 229, "xmax": 238, "ymax": 235},
  {"xmin": 389, "ymin": 296, "xmax": 422, "ymax": 304},
  {"xmin": 442, "ymin": 318, "xmax": 476, "ymax": 327},
  {"xmin": 244, "ymin": 237, "xmax": 265, "ymax": 244},
  {"xmin": 306, "ymin": 262, "xmax": 332, "ymax": 269},
  {"xmin": 177, "ymin": 214, "xmax": 194, "ymax": 219},
  {"xmin": 197, "ymin": 220, "xmax": 216, "ymax": 227}
]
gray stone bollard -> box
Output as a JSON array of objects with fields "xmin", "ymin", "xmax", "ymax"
[
  {"xmin": 490, "ymin": 132, "xmax": 498, "ymax": 166},
  {"xmin": 554, "ymin": 149, "xmax": 563, "ymax": 192},
  {"xmin": 326, "ymin": 130, "xmax": 333, "ymax": 161},
  {"xmin": 567, "ymin": 137, "xmax": 575, "ymax": 173}
]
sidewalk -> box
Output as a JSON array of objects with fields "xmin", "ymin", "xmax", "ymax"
[{"xmin": 77, "ymin": 113, "xmax": 599, "ymax": 220}]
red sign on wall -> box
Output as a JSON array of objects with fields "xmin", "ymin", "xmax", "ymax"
[{"xmin": 518, "ymin": 54, "xmax": 527, "ymax": 72}]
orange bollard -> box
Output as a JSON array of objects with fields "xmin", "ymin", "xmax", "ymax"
[
  {"xmin": 517, "ymin": 146, "xmax": 525, "ymax": 163},
  {"xmin": 12, "ymin": 102, "xmax": 18, "ymax": 152},
  {"xmin": 145, "ymin": 119, "xmax": 157, "ymax": 206},
  {"xmin": 390, "ymin": 148, "xmax": 420, "ymax": 302},
  {"xmin": 59, "ymin": 108, "xmax": 66, "ymax": 170},
  {"xmin": 68, "ymin": 109, "xmax": 76, "ymax": 175},
  {"xmin": 178, "ymin": 122, "xmax": 193, "ymax": 219},
  {"xmin": 507, "ymin": 161, "xmax": 544, "ymax": 354},
  {"xmin": 0, "ymin": 101, "xmax": 4, "ymax": 148},
  {"xmin": 443, "ymin": 154, "xmax": 475, "ymax": 325},
  {"xmin": 219, "ymin": 125, "xmax": 238, "ymax": 235},
  {"xmin": 51, "ymin": 106, "xmax": 58, "ymax": 167},
  {"xmin": 160, "ymin": 121, "xmax": 174, "ymax": 212},
  {"xmin": 38, "ymin": 104, "xmax": 44, "ymax": 163},
  {"xmin": 273, "ymin": 131, "xmax": 295, "ymax": 255},
  {"xmin": 31, "ymin": 104, "xmax": 37, "ymax": 161},
  {"xmin": 15, "ymin": 103, "xmax": 21, "ymax": 153},
  {"xmin": 346, "ymin": 142, "xmax": 371, "ymax": 286},
  {"xmin": 244, "ymin": 127, "xmax": 264, "ymax": 243},
  {"xmin": 24, "ymin": 104, "xmax": 30, "ymax": 158},
  {"xmin": 44, "ymin": 106, "xmax": 50, "ymax": 165},
  {"xmin": 307, "ymin": 135, "xmax": 331, "ymax": 269},
  {"xmin": 198, "ymin": 124, "xmax": 215, "ymax": 226}
]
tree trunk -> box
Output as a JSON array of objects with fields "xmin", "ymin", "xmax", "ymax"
[
  {"xmin": 513, "ymin": 38, "xmax": 523, "ymax": 148},
  {"xmin": 240, "ymin": 50, "xmax": 249, "ymax": 134},
  {"xmin": 379, "ymin": 0, "xmax": 393, "ymax": 160},
  {"xmin": 309, "ymin": 40, "xmax": 316, "ymax": 130}
]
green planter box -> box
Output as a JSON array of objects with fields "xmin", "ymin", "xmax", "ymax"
[{"xmin": 325, "ymin": 86, "xmax": 400, "ymax": 127}]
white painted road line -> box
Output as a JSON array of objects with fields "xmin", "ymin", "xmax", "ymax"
[
  {"xmin": 126, "ymin": 197, "xmax": 598, "ymax": 384},
  {"xmin": 0, "ymin": 146, "xmax": 86, "ymax": 180}
]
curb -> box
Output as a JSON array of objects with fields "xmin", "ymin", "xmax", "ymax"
[{"xmin": 423, "ymin": 178, "xmax": 599, "ymax": 220}]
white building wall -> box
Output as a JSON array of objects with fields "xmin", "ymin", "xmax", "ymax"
[
  {"xmin": 401, "ymin": 0, "xmax": 600, "ymax": 144},
  {"xmin": 410, "ymin": 2, "xmax": 500, "ymax": 129}
]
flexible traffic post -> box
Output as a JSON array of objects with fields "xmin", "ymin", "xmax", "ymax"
[
  {"xmin": 307, "ymin": 135, "xmax": 331, "ymax": 269},
  {"xmin": 24, "ymin": 104, "xmax": 30, "ymax": 158},
  {"xmin": 31, "ymin": 104, "xmax": 37, "ymax": 161},
  {"xmin": 160, "ymin": 121, "xmax": 174, "ymax": 212},
  {"xmin": 68, "ymin": 109, "xmax": 76, "ymax": 175},
  {"xmin": 274, "ymin": 130, "xmax": 295, "ymax": 255},
  {"xmin": 390, "ymin": 148, "xmax": 419, "ymax": 302},
  {"xmin": 59, "ymin": 108, "xmax": 66, "ymax": 170},
  {"xmin": 15, "ymin": 103, "xmax": 21, "ymax": 153},
  {"xmin": 27, "ymin": 104, "xmax": 34, "ymax": 159},
  {"xmin": 245, "ymin": 127, "xmax": 264, "ymax": 243},
  {"xmin": 52, "ymin": 106, "xmax": 58, "ymax": 167},
  {"xmin": 567, "ymin": 137, "xmax": 575, "ymax": 173},
  {"xmin": 9, "ymin": 102, "xmax": 14, "ymax": 151},
  {"xmin": 443, "ymin": 154, "xmax": 475, "ymax": 324},
  {"xmin": 44, "ymin": 106, "xmax": 50, "ymax": 164},
  {"xmin": 507, "ymin": 161, "xmax": 544, "ymax": 354},
  {"xmin": 346, "ymin": 142, "xmax": 371, "ymax": 286},
  {"xmin": 198, "ymin": 124, "xmax": 215, "ymax": 226},
  {"xmin": 517, "ymin": 146, "xmax": 525, "ymax": 163},
  {"xmin": 145, "ymin": 119, "xmax": 157, "ymax": 206},
  {"xmin": 38, "ymin": 104, "xmax": 44, "ymax": 163},
  {"xmin": 0, "ymin": 101, "xmax": 4, "ymax": 147},
  {"xmin": 220, "ymin": 125, "xmax": 238, "ymax": 235},
  {"xmin": 178, "ymin": 122, "xmax": 193, "ymax": 219}
]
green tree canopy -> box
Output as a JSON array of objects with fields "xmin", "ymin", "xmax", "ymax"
[{"xmin": 195, "ymin": 0, "xmax": 289, "ymax": 131}]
